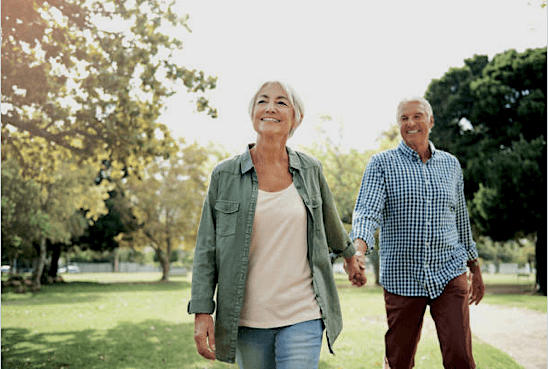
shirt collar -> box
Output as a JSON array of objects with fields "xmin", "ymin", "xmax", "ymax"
[
  {"xmin": 398, "ymin": 140, "xmax": 437, "ymax": 161},
  {"xmin": 240, "ymin": 144, "xmax": 301, "ymax": 174}
]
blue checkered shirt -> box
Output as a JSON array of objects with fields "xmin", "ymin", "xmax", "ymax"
[{"xmin": 350, "ymin": 140, "xmax": 478, "ymax": 299}]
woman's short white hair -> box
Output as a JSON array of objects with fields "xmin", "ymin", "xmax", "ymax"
[
  {"xmin": 396, "ymin": 96, "xmax": 434, "ymax": 126},
  {"xmin": 248, "ymin": 80, "xmax": 305, "ymax": 138}
]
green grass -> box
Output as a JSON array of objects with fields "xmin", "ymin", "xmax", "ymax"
[
  {"xmin": 1, "ymin": 272, "xmax": 536, "ymax": 368},
  {"xmin": 480, "ymin": 273, "xmax": 547, "ymax": 313}
]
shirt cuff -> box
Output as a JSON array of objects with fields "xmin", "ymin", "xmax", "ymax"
[
  {"xmin": 467, "ymin": 248, "xmax": 479, "ymax": 261},
  {"xmin": 350, "ymin": 232, "xmax": 375, "ymax": 255}
]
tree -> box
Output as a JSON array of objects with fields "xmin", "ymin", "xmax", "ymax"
[
  {"xmin": 2, "ymin": 0, "xmax": 217, "ymax": 181},
  {"xmin": 1, "ymin": 157, "xmax": 110, "ymax": 288},
  {"xmin": 116, "ymin": 140, "xmax": 227, "ymax": 281},
  {"xmin": 425, "ymin": 47, "xmax": 547, "ymax": 294},
  {"xmin": 1, "ymin": 159, "xmax": 43, "ymax": 272}
]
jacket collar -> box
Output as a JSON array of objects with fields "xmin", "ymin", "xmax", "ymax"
[{"xmin": 240, "ymin": 143, "xmax": 301, "ymax": 174}]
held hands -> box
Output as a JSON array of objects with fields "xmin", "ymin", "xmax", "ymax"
[
  {"xmin": 194, "ymin": 313, "xmax": 216, "ymax": 360},
  {"xmin": 344, "ymin": 238, "xmax": 368, "ymax": 287},
  {"xmin": 344, "ymin": 249, "xmax": 367, "ymax": 287}
]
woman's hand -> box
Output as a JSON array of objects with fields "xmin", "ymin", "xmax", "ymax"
[
  {"xmin": 194, "ymin": 313, "xmax": 216, "ymax": 360},
  {"xmin": 344, "ymin": 251, "xmax": 367, "ymax": 287}
]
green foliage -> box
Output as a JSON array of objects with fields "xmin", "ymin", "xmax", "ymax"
[
  {"xmin": 1, "ymin": 157, "xmax": 112, "ymax": 282},
  {"xmin": 1, "ymin": 0, "xmax": 217, "ymax": 180},
  {"xmin": 425, "ymin": 48, "xmax": 546, "ymax": 238},
  {"xmin": 470, "ymin": 136, "xmax": 545, "ymax": 240},
  {"xmin": 476, "ymin": 236, "xmax": 536, "ymax": 265},
  {"xmin": 2, "ymin": 159, "xmax": 100, "ymax": 254},
  {"xmin": 1, "ymin": 159, "xmax": 43, "ymax": 262},
  {"xmin": 76, "ymin": 187, "xmax": 139, "ymax": 252},
  {"xmin": 426, "ymin": 48, "xmax": 546, "ymax": 199},
  {"xmin": 116, "ymin": 247, "xmax": 151, "ymax": 264},
  {"xmin": 70, "ymin": 246, "xmax": 114, "ymax": 263}
]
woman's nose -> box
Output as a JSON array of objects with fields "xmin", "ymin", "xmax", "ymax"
[{"xmin": 265, "ymin": 101, "xmax": 276, "ymax": 112}]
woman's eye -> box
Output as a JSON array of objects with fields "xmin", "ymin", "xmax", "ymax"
[
  {"xmin": 257, "ymin": 100, "xmax": 266, "ymax": 104},
  {"xmin": 277, "ymin": 101, "xmax": 288, "ymax": 106}
]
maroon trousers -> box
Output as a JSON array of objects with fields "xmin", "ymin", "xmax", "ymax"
[{"xmin": 383, "ymin": 273, "xmax": 475, "ymax": 369}]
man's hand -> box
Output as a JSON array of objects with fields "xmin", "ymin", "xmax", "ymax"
[
  {"xmin": 467, "ymin": 260, "xmax": 485, "ymax": 305},
  {"xmin": 194, "ymin": 313, "xmax": 216, "ymax": 360}
]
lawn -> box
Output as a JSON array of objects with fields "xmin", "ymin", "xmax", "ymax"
[
  {"xmin": 1, "ymin": 271, "xmax": 541, "ymax": 368},
  {"xmin": 480, "ymin": 273, "xmax": 547, "ymax": 313}
]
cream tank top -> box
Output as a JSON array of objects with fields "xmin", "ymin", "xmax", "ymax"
[{"xmin": 239, "ymin": 182, "xmax": 322, "ymax": 328}]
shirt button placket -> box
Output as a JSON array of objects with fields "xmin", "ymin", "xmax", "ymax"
[{"xmin": 423, "ymin": 163, "xmax": 433, "ymax": 293}]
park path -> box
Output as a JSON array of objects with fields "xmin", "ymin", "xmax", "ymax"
[{"xmin": 469, "ymin": 303, "xmax": 547, "ymax": 369}]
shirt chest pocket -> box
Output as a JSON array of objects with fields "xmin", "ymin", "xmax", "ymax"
[{"xmin": 215, "ymin": 200, "xmax": 240, "ymax": 236}]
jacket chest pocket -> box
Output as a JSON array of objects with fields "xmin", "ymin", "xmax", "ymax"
[
  {"xmin": 304, "ymin": 194, "xmax": 322, "ymax": 221},
  {"xmin": 215, "ymin": 200, "xmax": 240, "ymax": 236}
]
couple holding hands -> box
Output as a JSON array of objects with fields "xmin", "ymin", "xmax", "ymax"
[{"xmin": 188, "ymin": 80, "xmax": 484, "ymax": 369}]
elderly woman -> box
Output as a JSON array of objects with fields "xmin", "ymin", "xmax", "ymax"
[{"xmin": 188, "ymin": 80, "xmax": 366, "ymax": 368}]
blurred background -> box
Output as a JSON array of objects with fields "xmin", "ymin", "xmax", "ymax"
[{"xmin": 1, "ymin": 0, "xmax": 546, "ymax": 294}]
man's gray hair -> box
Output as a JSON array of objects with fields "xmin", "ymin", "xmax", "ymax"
[
  {"xmin": 248, "ymin": 80, "xmax": 305, "ymax": 138},
  {"xmin": 396, "ymin": 96, "xmax": 433, "ymax": 126}
]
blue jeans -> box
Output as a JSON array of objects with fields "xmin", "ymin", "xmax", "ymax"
[{"xmin": 236, "ymin": 319, "xmax": 324, "ymax": 369}]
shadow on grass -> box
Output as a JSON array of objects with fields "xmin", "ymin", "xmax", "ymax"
[
  {"xmin": 2, "ymin": 319, "xmax": 211, "ymax": 369},
  {"xmin": 484, "ymin": 282, "xmax": 538, "ymax": 295},
  {"xmin": 2, "ymin": 280, "xmax": 192, "ymax": 307}
]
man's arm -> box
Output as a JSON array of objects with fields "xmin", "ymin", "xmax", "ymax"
[
  {"xmin": 454, "ymin": 163, "xmax": 485, "ymax": 304},
  {"xmin": 350, "ymin": 157, "xmax": 385, "ymax": 254}
]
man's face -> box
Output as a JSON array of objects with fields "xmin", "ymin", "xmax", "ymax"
[{"xmin": 399, "ymin": 101, "xmax": 434, "ymax": 150}]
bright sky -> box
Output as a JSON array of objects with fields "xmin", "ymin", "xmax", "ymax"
[{"xmin": 162, "ymin": 0, "xmax": 547, "ymax": 154}]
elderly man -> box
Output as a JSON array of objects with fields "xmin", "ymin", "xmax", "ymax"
[{"xmin": 350, "ymin": 97, "xmax": 485, "ymax": 368}]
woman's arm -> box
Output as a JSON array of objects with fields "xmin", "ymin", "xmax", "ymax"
[
  {"xmin": 188, "ymin": 170, "xmax": 219, "ymax": 360},
  {"xmin": 318, "ymin": 164, "xmax": 366, "ymax": 286}
]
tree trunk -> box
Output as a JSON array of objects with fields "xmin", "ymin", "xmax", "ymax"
[
  {"xmin": 33, "ymin": 236, "xmax": 47, "ymax": 290},
  {"xmin": 48, "ymin": 243, "xmax": 61, "ymax": 278},
  {"xmin": 161, "ymin": 255, "xmax": 170, "ymax": 281},
  {"xmin": 160, "ymin": 229, "xmax": 172, "ymax": 281},
  {"xmin": 113, "ymin": 248, "xmax": 119, "ymax": 272},
  {"xmin": 155, "ymin": 248, "xmax": 170, "ymax": 282},
  {"xmin": 536, "ymin": 227, "xmax": 546, "ymax": 295}
]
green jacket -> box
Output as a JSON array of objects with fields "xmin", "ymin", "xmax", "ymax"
[{"xmin": 187, "ymin": 145, "xmax": 356, "ymax": 364}]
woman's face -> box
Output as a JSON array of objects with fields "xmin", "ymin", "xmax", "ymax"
[{"xmin": 252, "ymin": 83, "xmax": 295, "ymax": 139}]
